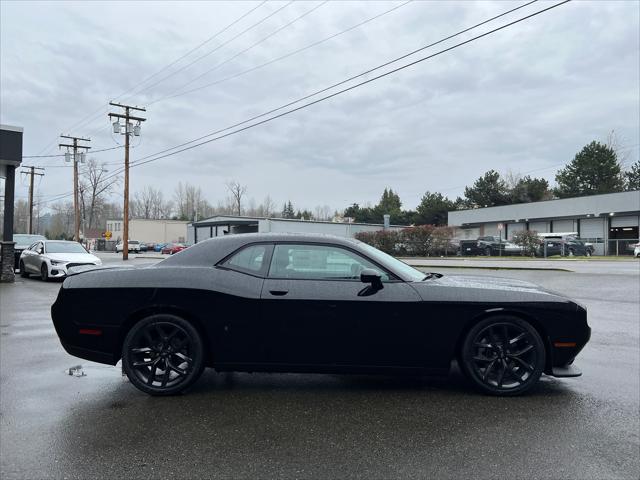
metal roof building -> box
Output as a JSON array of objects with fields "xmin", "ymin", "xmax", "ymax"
[
  {"xmin": 187, "ymin": 216, "xmax": 405, "ymax": 244},
  {"xmin": 447, "ymin": 190, "xmax": 640, "ymax": 255}
]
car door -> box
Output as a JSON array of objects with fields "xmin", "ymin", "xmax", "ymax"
[
  {"xmin": 259, "ymin": 243, "xmax": 423, "ymax": 369},
  {"xmin": 23, "ymin": 242, "xmax": 43, "ymax": 273}
]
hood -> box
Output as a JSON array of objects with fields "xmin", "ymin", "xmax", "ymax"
[
  {"xmin": 46, "ymin": 252, "xmax": 101, "ymax": 263},
  {"xmin": 409, "ymin": 274, "xmax": 569, "ymax": 304}
]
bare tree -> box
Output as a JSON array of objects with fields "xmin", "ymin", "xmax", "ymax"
[
  {"xmin": 132, "ymin": 185, "xmax": 172, "ymax": 219},
  {"xmin": 261, "ymin": 195, "xmax": 276, "ymax": 217},
  {"xmin": 79, "ymin": 159, "xmax": 120, "ymax": 231},
  {"xmin": 225, "ymin": 181, "xmax": 247, "ymax": 216}
]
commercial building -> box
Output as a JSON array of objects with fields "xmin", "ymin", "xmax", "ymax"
[
  {"xmin": 448, "ymin": 190, "xmax": 640, "ymax": 255},
  {"xmin": 106, "ymin": 218, "xmax": 189, "ymax": 244},
  {"xmin": 187, "ymin": 216, "xmax": 404, "ymax": 244}
]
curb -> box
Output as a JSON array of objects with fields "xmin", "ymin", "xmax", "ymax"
[{"xmin": 410, "ymin": 264, "xmax": 573, "ymax": 272}]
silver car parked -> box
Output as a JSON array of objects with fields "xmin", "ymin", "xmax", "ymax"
[{"xmin": 19, "ymin": 240, "xmax": 102, "ymax": 281}]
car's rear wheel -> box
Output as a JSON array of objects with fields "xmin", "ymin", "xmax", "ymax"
[
  {"xmin": 460, "ymin": 316, "xmax": 545, "ymax": 396},
  {"xmin": 40, "ymin": 263, "xmax": 49, "ymax": 282},
  {"xmin": 19, "ymin": 261, "xmax": 28, "ymax": 278},
  {"xmin": 485, "ymin": 247, "xmax": 492, "ymax": 256},
  {"xmin": 122, "ymin": 314, "xmax": 205, "ymax": 396}
]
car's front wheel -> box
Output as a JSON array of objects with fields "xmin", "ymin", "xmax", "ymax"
[
  {"xmin": 40, "ymin": 263, "xmax": 49, "ymax": 282},
  {"xmin": 460, "ymin": 316, "xmax": 545, "ymax": 396},
  {"xmin": 122, "ymin": 314, "xmax": 205, "ymax": 396}
]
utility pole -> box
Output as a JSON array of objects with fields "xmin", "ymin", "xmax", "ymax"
[
  {"xmin": 108, "ymin": 102, "xmax": 146, "ymax": 260},
  {"xmin": 20, "ymin": 166, "xmax": 45, "ymax": 234},
  {"xmin": 59, "ymin": 135, "xmax": 91, "ymax": 243}
]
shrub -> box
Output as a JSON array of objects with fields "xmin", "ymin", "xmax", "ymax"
[
  {"xmin": 355, "ymin": 225, "xmax": 454, "ymax": 256},
  {"xmin": 512, "ymin": 230, "xmax": 539, "ymax": 256}
]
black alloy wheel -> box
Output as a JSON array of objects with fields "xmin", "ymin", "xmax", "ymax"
[
  {"xmin": 19, "ymin": 261, "xmax": 28, "ymax": 278},
  {"xmin": 461, "ymin": 316, "xmax": 545, "ymax": 396},
  {"xmin": 40, "ymin": 263, "xmax": 49, "ymax": 282},
  {"xmin": 122, "ymin": 315, "xmax": 205, "ymax": 396}
]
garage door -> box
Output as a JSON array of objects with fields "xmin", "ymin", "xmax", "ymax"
[
  {"xmin": 529, "ymin": 221, "xmax": 549, "ymax": 233},
  {"xmin": 580, "ymin": 218, "xmax": 605, "ymax": 255},
  {"xmin": 483, "ymin": 223, "xmax": 499, "ymax": 237},
  {"xmin": 611, "ymin": 215, "xmax": 639, "ymax": 228},
  {"xmin": 553, "ymin": 219, "xmax": 575, "ymax": 233},
  {"xmin": 508, "ymin": 222, "xmax": 525, "ymax": 239}
]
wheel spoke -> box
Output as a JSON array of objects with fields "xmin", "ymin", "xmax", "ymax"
[
  {"xmin": 173, "ymin": 352, "xmax": 192, "ymax": 363},
  {"xmin": 160, "ymin": 363, "xmax": 170, "ymax": 387},
  {"xmin": 510, "ymin": 344, "xmax": 534, "ymax": 357},
  {"xmin": 507, "ymin": 354, "xmax": 534, "ymax": 372},
  {"xmin": 146, "ymin": 358, "xmax": 161, "ymax": 385},
  {"xmin": 496, "ymin": 360, "xmax": 507, "ymax": 387},
  {"xmin": 509, "ymin": 332, "xmax": 526, "ymax": 345},
  {"xmin": 474, "ymin": 342, "xmax": 493, "ymax": 348},
  {"xmin": 167, "ymin": 360, "xmax": 187, "ymax": 376},
  {"xmin": 482, "ymin": 359, "xmax": 497, "ymax": 381}
]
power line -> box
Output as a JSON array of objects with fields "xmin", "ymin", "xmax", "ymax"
[
  {"xmin": 124, "ymin": 0, "xmax": 295, "ymax": 102},
  {"xmin": 132, "ymin": 0, "xmax": 546, "ymax": 165},
  {"xmin": 23, "ymin": 145, "xmax": 124, "ymax": 159},
  {"xmin": 150, "ymin": 0, "xmax": 414, "ymax": 105},
  {"xmin": 148, "ymin": 0, "xmax": 328, "ymax": 106},
  {"xmin": 33, "ymin": 1, "xmax": 570, "ymax": 208},
  {"xmin": 28, "ymin": 2, "xmax": 269, "ymax": 156}
]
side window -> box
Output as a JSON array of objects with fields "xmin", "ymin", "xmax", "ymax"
[
  {"xmin": 223, "ymin": 245, "xmax": 267, "ymax": 275},
  {"xmin": 268, "ymin": 244, "xmax": 390, "ymax": 281},
  {"xmin": 36, "ymin": 242, "xmax": 44, "ymax": 254}
]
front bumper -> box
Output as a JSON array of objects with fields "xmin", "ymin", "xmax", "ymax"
[{"xmin": 47, "ymin": 262, "xmax": 101, "ymax": 278}]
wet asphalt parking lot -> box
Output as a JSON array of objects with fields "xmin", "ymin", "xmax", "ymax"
[{"xmin": 1, "ymin": 255, "xmax": 639, "ymax": 479}]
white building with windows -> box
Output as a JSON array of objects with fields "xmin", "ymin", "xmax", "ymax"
[{"xmin": 447, "ymin": 190, "xmax": 640, "ymax": 256}]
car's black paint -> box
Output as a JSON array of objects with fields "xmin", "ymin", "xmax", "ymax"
[{"xmin": 51, "ymin": 233, "xmax": 590, "ymax": 384}]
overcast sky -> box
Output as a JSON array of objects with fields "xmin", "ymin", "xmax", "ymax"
[{"xmin": 1, "ymin": 0, "xmax": 638, "ymax": 214}]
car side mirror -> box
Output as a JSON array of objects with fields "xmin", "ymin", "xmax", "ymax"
[{"xmin": 360, "ymin": 269, "xmax": 383, "ymax": 289}]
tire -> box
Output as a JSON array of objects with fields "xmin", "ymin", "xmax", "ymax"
[
  {"xmin": 121, "ymin": 314, "xmax": 205, "ymax": 396},
  {"xmin": 19, "ymin": 261, "xmax": 29, "ymax": 278},
  {"xmin": 485, "ymin": 247, "xmax": 492, "ymax": 256},
  {"xmin": 460, "ymin": 316, "xmax": 545, "ymax": 396},
  {"xmin": 40, "ymin": 263, "xmax": 49, "ymax": 282}
]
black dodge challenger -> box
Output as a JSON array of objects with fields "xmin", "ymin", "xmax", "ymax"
[{"xmin": 51, "ymin": 233, "xmax": 590, "ymax": 396}]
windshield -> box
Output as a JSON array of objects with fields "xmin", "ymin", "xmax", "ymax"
[
  {"xmin": 358, "ymin": 242, "xmax": 426, "ymax": 282},
  {"xmin": 46, "ymin": 242, "xmax": 88, "ymax": 254},
  {"xmin": 13, "ymin": 234, "xmax": 45, "ymax": 245}
]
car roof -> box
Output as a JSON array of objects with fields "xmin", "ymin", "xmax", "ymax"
[{"xmin": 159, "ymin": 233, "xmax": 362, "ymax": 267}]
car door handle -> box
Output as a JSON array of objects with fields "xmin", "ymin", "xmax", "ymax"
[{"xmin": 269, "ymin": 290, "xmax": 288, "ymax": 296}]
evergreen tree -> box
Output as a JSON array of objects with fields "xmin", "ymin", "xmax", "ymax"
[
  {"xmin": 625, "ymin": 160, "xmax": 640, "ymax": 190},
  {"xmin": 415, "ymin": 191, "xmax": 454, "ymax": 225},
  {"xmin": 555, "ymin": 141, "xmax": 625, "ymax": 198},
  {"xmin": 464, "ymin": 170, "xmax": 510, "ymax": 207}
]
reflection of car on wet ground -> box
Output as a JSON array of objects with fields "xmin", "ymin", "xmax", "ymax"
[
  {"xmin": 52, "ymin": 233, "xmax": 590, "ymax": 397},
  {"xmin": 13, "ymin": 233, "xmax": 46, "ymax": 269},
  {"xmin": 19, "ymin": 240, "xmax": 101, "ymax": 281}
]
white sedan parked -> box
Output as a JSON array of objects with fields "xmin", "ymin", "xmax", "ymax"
[{"xmin": 19, "ymin": 240, "xmax": 102, "ymax": 281}]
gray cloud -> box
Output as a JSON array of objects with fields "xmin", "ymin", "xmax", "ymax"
[{"xmin": 1, "ymin": 0, "xmax": 638, "ymax": 214}]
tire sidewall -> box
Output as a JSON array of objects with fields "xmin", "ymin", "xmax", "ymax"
[
  {"xmin": 19, "ymin": 261, "xmax": 28, "ymax": 277},
  {"xmin": 41, "ymin": 263, "xmax": 48, "ymax": 281},
  {"xmin": 461, "ymin": 315, "xmax": 546, "ymax": 396},
  {"xmin": 122, "ymin": 314, "xmax": 205, "ymax": 396}
]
